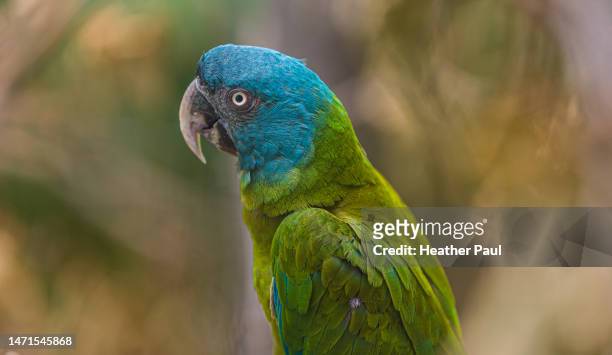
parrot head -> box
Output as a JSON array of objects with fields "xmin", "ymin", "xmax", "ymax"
[{"xmin": 179, "ymin": 44, "xmax": 334, "ymax": 183}]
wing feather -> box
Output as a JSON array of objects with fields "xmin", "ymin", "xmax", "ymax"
[{"xmin": 271, "ymin": 208, "xmax": 463, "ymax": 355}]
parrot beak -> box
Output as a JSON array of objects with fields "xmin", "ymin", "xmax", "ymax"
[{"xmin": 179, "ymin": 79, "xmax": 236, "ymax": 164}]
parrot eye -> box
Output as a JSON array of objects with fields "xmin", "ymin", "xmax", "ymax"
[{"xmin": 228, "ymin": 89, "xmax": 254, "ymax": 111}]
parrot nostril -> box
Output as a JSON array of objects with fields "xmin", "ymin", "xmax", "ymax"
[{"xmin": 195, "ymin": 77, "xmax": 207, "ymax": 95}]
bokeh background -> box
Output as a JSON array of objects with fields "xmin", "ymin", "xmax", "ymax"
[{"xmin": 1, "ymin": 0, "xmax": 612, "ymax": 354}]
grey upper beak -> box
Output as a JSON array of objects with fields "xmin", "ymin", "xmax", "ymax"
[
  {"xmin": 179, "ymin": 79, "xmax": 237, "ymax": 163},
  {"xmin": 179, "ymin": 79, "xmax": 211, "ymax": 164}
]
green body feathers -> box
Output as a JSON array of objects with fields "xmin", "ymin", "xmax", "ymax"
[{"xmin": 241, "ymin": 97, "xmax": 463, "ymax": 355}]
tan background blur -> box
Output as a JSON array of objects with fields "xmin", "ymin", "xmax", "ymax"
[{"xmin": 1, "ymin": 1, "xmax": 612, "ymax": 354}]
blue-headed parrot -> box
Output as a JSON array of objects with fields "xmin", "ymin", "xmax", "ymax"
[{"xmin": 179, "ymin": 44, "xmax": 463, "ymax": 355}]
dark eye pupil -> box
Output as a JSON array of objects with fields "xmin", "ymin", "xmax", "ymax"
[{"xmin": 235, "ymin": 94, "xmax": 244, "ymax": 103}]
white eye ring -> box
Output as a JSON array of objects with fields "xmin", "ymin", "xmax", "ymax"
[
  {"xmin": 231, "ymin": 91, "xmax": 247, "ymax": 106},
  {"xmin": 227, "ymin": 88, "xmax": 254, "ymax": 111}
]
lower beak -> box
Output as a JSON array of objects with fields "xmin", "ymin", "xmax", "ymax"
[{"xmin": 179, "ymin": 79, "xmax": 237, "ymax": 164}]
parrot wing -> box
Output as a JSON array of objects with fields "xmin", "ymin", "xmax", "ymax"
[{"xmin": 270, "ymin": 208, "xmax": 463, "ymax": 355}]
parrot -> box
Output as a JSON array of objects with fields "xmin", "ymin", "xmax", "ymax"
[{"xmin": 179, "ymin": 44, "xmax": 464, "ymax": 355}]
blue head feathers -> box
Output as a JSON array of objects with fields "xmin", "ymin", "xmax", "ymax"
[{"xmin": 195, "ymin": 44, "xmax": 334, "ymax": 184}]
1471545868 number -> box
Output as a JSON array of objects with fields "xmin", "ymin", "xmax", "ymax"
[{"xmin": 2, "ymin": 334, "xmax": 75, "ymax": 349}]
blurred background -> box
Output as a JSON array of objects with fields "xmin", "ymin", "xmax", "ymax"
[{"xmin": 1, "ymin": 0, "xmax": 612, "ymax": 354}]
